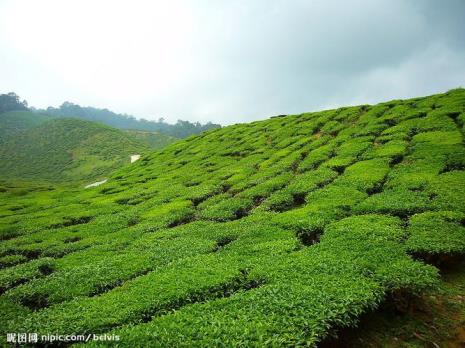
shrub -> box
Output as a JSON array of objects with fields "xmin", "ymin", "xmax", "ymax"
[
  {"xmin": 0, "ymin": 254, "xmax": 27, "ymax": 269},
  {"xmin": 429, "ymin": 171, "xmax": 465, "ymax": 211},
  {"xmin": 198, "ymin": 197, "xmax": 254, "ymax": 221},
  {"xmin": 297, "ymin": 143, "xmax": 336, "ymax": 172},
  {"xmin": 142, "ymin": 200, "xmax": 195, "ymax": 227},
  {"xmin": 0, "ymin": 258, "xmax": 55, "ymax": 294},
  {"xmin": 362, "ymin": 140, "xmax": 408, "ymax": 161},
  {"xmin": 354, "ymin": 189, "xmax": 431, "ymax": 218},
  {"xmin": 406, "ymin": 211, "xmax": 465, "ymax": 255},
  {"xmin": 333, "ymin": 158, "xmax": 390, "ymax": 193}
]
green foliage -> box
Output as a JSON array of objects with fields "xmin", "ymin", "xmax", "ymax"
[
  {"xmin": 362, "ymin": 140, "xmax": 408, "ymax": 160},
  {"xmin": 0, "ymin": 111, "xmax": 51, "ymax": 142},
  {"xmin": 0, "ymin": 115, "xmax": 151, "ymax": 181},
  {"xmin": 0, "ymin": 93, "xmax": 28, "ymax": 114},
  {"xmin": 40, "ymin": 101, "xmax": 221, "ymax": 138},
  {"xmin": 354, "ymin": 189, "xmax": 431, "ymax": 217},
  {"xmin": 0, "ymin": 258, "xmax": 55, "ymax": 294},
  {"xmin": 142, "ymin": 200, "xmax": 195, "ymax": 227},
  {"xmin": 124, "ymin": 129, "xmax": 177, "ymax": 150},
  {"xmin": 198, "ymin": 196, "xmax": 254, "ymax": 221},
  {"xmin": 0, "ymin": 89, "xmax": 464, "ymax": 346},
  {"xmin": 298, "ymin": 142, "xmax": 335, "ymax": 172},
  {"xmin": 406, "ymin": 211, "xmax": 465, "ymax": 255},
  {"xmin": 333, "ymin": 158, "xmax": 390, "ymax": 193}
]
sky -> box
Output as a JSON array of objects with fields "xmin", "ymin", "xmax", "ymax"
[{"xmin": 0, "ymin": 0, "xmax": 464, "ymax": 125}]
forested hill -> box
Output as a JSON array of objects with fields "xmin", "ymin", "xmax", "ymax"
[
  {"xmin": 0, "ymin": 92, "xmax": 221, "ymax": 138},
  {"xmin": 38, "ymin": 102, "xmax": 220, "ymax": 138},
  {"xmin": 0, "ymin": 89, "xmax": 464, "ymax": 346}
]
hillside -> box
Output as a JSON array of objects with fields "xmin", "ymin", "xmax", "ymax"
[
  {"xmin": 0, "ymin": 114, "xmax": 151, "ymax": 182},
  {"xmin": 40, "ymin": 101, "xmax": 221, "ymax": 138},
  {"xmin": 0, "ymin": 111, "xmax": 52, "ymax": 142},
  {"xmin": 0, "ymin": 91, "xmax": 220, "ymax": 148},
  {"xmin": 0, "ymin": 89, "xmax": 464, "ymax": 346},
  {"xmin": 124, "ymin": 129, "xmax": 177, "ymax": 150}
]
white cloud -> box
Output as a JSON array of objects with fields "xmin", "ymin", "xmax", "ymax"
[
  {"xmin": 322, "ymin": 43, "xmax": 465, "ymax": 110},
  {"xmin": 0, "ymin": 0, "xmax": 464, "ymax": 124}
]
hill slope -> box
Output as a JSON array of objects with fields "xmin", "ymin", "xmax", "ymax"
[
  {"xmin": 0, "ymin": 114, "xmax": 151, "ymax": 181},
  {"xmin": 40, "ymin": 101, "xmax": 221, "ymax": 138},
  {"xmin": 0, "ymin": 89, "xmax": 464, "ymax": 346},
  {"xmin": 0, "ymin": 111, "xmax": 52, "ymax": 142},
  {"xmin": 124, "ymin": 129, "xmax": 177, "ymax": 150}
]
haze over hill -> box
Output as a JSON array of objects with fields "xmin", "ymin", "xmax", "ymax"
[{"xmin": 0, "ymin": 89, "xmax": 464, "ymax": 346}]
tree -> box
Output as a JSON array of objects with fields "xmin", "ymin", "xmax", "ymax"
[{"xmin": 0, "ymin": 92, "xmax": 28, "ymax": 113}]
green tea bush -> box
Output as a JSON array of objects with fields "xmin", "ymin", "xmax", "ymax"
[
  {"xmin": 198, "ymin": 197, "xmax": 254, "ymax": 221},
  {"xmin": 354, "ymin": 189, "xmax": 431, "ymax": 218},
  {"xmin": 1, "ymin": 89, "xmax": 464, "ymax": 346},
  {"xmin": 362, "ymin": 140, "xmax": 408, "ymax": 161},
  {"xmin": 333, "ymin": 158, "xmax": 390, "ymax": 193},
  {"xmin": 86, "ymin": 215, "xmax": 437, "ymax": 347},
  {"xmin": 142, "ymin": 200, "xmax": 195, "ymax": 227},
  {"xmin": 288, "ymin": 167, "xmax": 337, "ymax": 194},
  {"xmin": 406, "ymin": 211, "xmax": 465, "ymax": 255},
  {"xmin": 0, "ymin": 258, "xmax": 55, "ymax": 294},
  {"xmin": 297, "ymin": 143, "xmax": 336, "ymax": 172},
  {"xmin": 0, "ymin": 254, "xmax": 27, "ymax": 268},
  {"xmin": 429, "ymin": 171, "xmax": 465, "ymax": 211}
]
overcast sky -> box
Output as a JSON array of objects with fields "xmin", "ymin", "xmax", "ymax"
[{"xmin": 1, "ymin": 0, "xmax": 464, "ymax": 125}]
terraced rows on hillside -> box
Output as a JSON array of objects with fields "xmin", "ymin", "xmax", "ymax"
[
  {"xmin": 0, "ymin": 113, "xmax": 153, "ymax": 182},
  {"xmin": 1, "ymin": 89, "xmax": 465, "ymax": 346}
]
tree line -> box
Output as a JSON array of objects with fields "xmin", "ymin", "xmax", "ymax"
[
  {"xmin": 0, "ymin": 92, "xmax": 28, "ymax": 114},
  {"xmin": 0, "ymin": 93, "xmax": 221, "ymax": 138}
]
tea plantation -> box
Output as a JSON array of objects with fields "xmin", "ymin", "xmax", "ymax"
[
  {"xmin": 0, "ymin": 113, "xmax": 153, "ymax": 182},
  {"xmin": 0, "ymin": 89, "xmax": 464, "ymax": 346}
]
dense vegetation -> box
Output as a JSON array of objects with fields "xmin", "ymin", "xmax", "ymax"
[
  {"xmin": 0, "ymin": 93, "xmax": 28, "ymax": 114},
  {"xmin": 0, "ymin": 111, "xmax": 52, "ymax": 142},
  {"xmin": 0, "ymin": 89, "xmax": 464, "ymax": 346},
  {"xmin": 123, "ymin": 130, "xmax": 177, "ymax": 150},
  {"xmin": 38, "ymin": 101, "xmax": 221, "ymax": 138},
  {"xmin": 0, "ymin": 92, "xmax": 221, "ymax": 139},
  {"xmin": 0, "ymin": 112, "xmax": 151, "ymax": 182}
]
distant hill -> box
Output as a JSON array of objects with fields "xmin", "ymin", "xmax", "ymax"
[
  {"xmin": 0, "ymin": 92, "xmax": 220, "ymax": 143},
  {"xmin": 124, "ymin": 129, "xmax": 177, "ymax": 150},
  {"xmin": 0, "ymin": 111, "xmax": 52, "ymax": 142},
  {"xmin": 0, "ymin": 112, "xmax": 152, "ymax": 181},
  {"xmin": 38, "ymin": 101, "xmax": 221, "ymax": 138}
]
